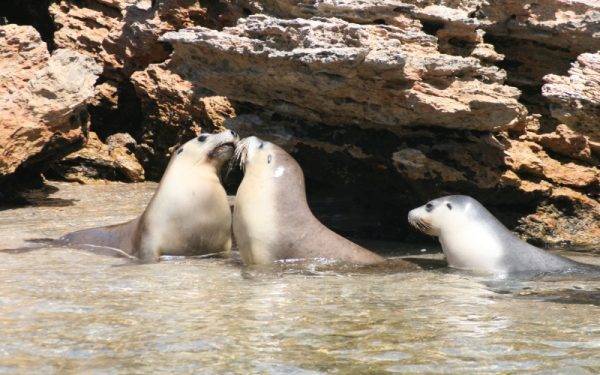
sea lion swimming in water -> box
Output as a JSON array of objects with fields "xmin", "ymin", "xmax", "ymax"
[
  {"xmin": 57, "ymin": 130, "xmax": 239, "ymax": 262},
  {"xmin": 232, "ymin": 136, "xmax": 385, "ymax": 266},
  {"xmin": 408, "ymin": 195, "xmax": 599, "ymax": 275}
]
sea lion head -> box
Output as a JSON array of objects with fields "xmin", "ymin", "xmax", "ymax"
[
  {"xmin": 408, "ymin": 195, "xmax": 479, "ymax": 236},
  {"xmin": 234, "ymin": 136, "xmax": 298, "ymax": 178},
  {"xmin": 174, "ymin": 129, "xmax": 239, "ymax": 169}
]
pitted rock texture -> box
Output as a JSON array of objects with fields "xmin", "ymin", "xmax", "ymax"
[
  {"xmin": 543, "ymin": 53, "xmax": 600, "ymax": 142},
  {"xmin": 51, "ymin": 132, "xmax": 145, "ymax": 183},
  {"xmin": 160, "ymin": 15, "xmax": 526, "ymax": 131},
  {"xmin": 48, "ymin": 0, "xmax": 248, "ymax": 109},
  {"xmin": 480, "ymin": 0, "xmax": 600, "ymax": 54},
  {"xmin": 248, "ymin": 1, "xmax": 600, "ymax": 120},
  {"xmin": 0, "ymin": 25, "xmax": 101, "ymax": 186},
  {"xmin": 48, "ymin": 0, "xmax": 247, "ymax": 178},
  {"xmin": 131, "ymin": 60, "xmax": 237, "ymax": 177},
  {"xmin": 50, "ymin": 0, "xmax": 243, "ymax": 79}
]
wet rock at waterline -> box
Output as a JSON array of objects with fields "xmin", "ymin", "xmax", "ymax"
[
  {"xmin": 0, "ymin": 24, "xmax": 101, "ymax": 193},
  {"xmin": 50, "ymin": 132, "xmax": 145, "ymax": 183}
]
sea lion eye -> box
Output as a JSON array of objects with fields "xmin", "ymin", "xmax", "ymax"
[
  {"xmin": 198, "ymin": 135, "xmax": 208, "ymax": 142},
  {"xmin": 267, "ymin": 154, "xmax": 272, "ymax": 164},
  {"xmin": 259, "ymin": 142, "xmax": 264, "ymax": 149},
  {"xmin": 425, "ymin": 203, "xmax": 434, "ymax": 212},
  {"xmin": 447, "ymin": 203, "xmax": 452, "ymax": 210}
]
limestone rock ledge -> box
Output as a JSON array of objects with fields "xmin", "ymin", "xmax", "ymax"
[
  {"xmin": 0, "ymin": 25, "xmax": 101, "ymax": 194},
  {"xmin": 244, "ymin": 0, "xmax": 600, "ymax": 121},
  {"xmin": 543, "ymin": 53, "xmax": 600, "ymax": 142},
  {"xmin": 160, "ymin": 15, "xmax": 526, "ymax": 131}
]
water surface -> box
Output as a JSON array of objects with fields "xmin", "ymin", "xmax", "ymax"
[{"xmin": 0, "ymin": 182, "xmax": 599, "ymax": 373}]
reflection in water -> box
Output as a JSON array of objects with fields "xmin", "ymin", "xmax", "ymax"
[{"xmin": 0, "ymin": 182, "xmax": 599, "ymax": 373}]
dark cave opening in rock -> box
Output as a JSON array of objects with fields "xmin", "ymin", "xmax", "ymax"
[{"xmin": 0, "ymin": 0, "xmax": 56, "ymax": 50}]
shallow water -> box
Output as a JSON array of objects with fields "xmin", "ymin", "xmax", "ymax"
[{"xmin": 0, "ymin": 182, "xmax": 599, "ymax": 373}]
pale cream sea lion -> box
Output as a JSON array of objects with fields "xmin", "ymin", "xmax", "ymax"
[
  {"xmin": 57, "ymin": 130, "xmax": 239, "ymax": 262},
  {"xmin": 408, "ymin": 195, "xmax": 600, "ymax": 275}
]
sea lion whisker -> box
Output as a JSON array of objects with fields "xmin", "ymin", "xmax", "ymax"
[{"xmin": 233, "ymin": 138, "xmax": 250, "ymax": 171}]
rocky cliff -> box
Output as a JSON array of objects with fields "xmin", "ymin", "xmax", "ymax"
[
  {"xmin": 0, "ymin": 0, "xmax": 598, "ymax": 249},
  {"xmin": 0, "ymin": 24, "xmax": 101, "ymax": 196}
]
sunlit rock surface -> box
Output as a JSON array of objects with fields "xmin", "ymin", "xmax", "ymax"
[
  {"xmin": 159, "ymin": 15, "xmax": 525, "ymax": 131},
  {"xmin": 543, "ymin": 53, "xmax": 600, "ymax": 142},
  {"xmin": 0, "ymin": 25, "xmax": 101, "ymax": 189}
]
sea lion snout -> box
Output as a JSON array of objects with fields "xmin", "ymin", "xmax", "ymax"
[
  {"xmin": 234, "ymin": 136, "xmax": 265, "ymax": 168},
  {"xmin": 408, "ymin": 208, "xmax": 436, "ymax": 236},
  {"xmin": 205, "ymin": 129, "xmax": 240, "ymax": 162}
]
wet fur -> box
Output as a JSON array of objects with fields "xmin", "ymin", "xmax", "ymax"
[
  {"xmin": 409, "ymin": 195, "xmax": 599, "ymax": 274},
  {"xmin": 234, "ymin": 138, "xmax": 386, "ymax": 266},
  {"xmin": 13, "ymin": 131, "xmax": 238, "ymax": 263}
]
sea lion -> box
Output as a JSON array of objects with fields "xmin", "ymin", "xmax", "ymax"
[
  {"xmin": 58, "ymin": 130, "xmax": 239, "ymax": 262},
  {"xmin": 408, "ymin": 195, "xmax": 599, "ymax": 274},
  {"xmin": 232, "ymin": 136, "xmax": 384, "ymax": 266}
]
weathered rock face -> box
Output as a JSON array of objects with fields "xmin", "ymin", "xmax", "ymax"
[
  {"xmin": 131, "ymin": 62, "xmax": 238, "ymax": 176},
  {"xmin": 0, "ymin": 25, "xmax": 101, "ymax": 194},
  {"xmin": 543, "ymin": 53, "xmax": 600, "ymax": 142},
  {"xmin": 480, "ymin": 0, "xmax": 600, "ymax": 120},
  {"xmin": 160, "ymin": 15, "xmax": 525, "ymax": 131},
  {"xmin": 47, "ymin": 0, "xmax": 247, "ymax": 178},
  {"xmin": 0, "ymin": 0, "xmax": 56, "ymax": 50},
  {"xmin": 50, "ymin": 0, "xmax": 171, "ymax": 79},
  {"xmin": 50, "ymin": 132, "xmax": 145, "ymax": 183}
]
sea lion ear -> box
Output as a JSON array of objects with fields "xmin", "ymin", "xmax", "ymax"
[
  {"xmin": 447, "ymin": 203, "xmax": 452, "ymax": 210},
  {"xmin": 198, "ymin": 134, "xmax": 208, "ymax": 142},
  {"xmin": 176, "ymin": 147, "xmax": 184, "ymax": 155},
  {"xmin": 267, "ymin": 154, "xmax": 272, "ymax": 164}
]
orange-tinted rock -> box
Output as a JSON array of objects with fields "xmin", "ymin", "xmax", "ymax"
[
  {"xmin": 52, "ymin": 132, "xmax": 144, "ymax": 183},
  {"xmin": 533, "ymin": 124, "xmax": 594, "ymax": 162},
  {"xmin": 160, "ymin": 15, "xmax": 525, "ymax": 132},
  {"xmin": 0, "ymin": 25, "xmax": 101, "ymax": 184}
]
